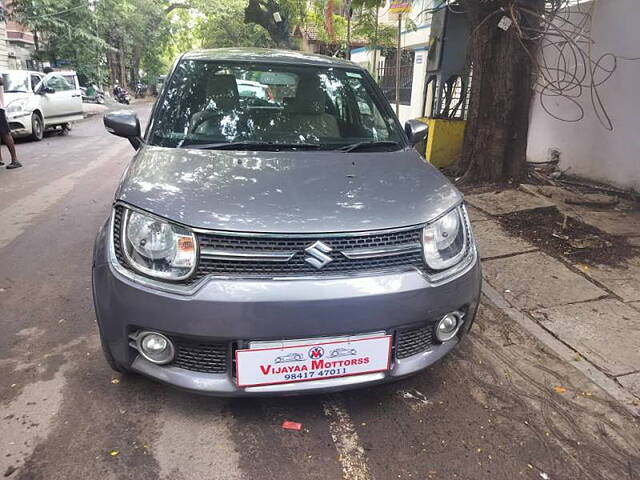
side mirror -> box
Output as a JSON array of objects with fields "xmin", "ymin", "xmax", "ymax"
[
  {"xmin": 37, "ymin": 86, "xmax": 55, "ymax": 95},
  {"xmin": 404, "ymin": 119, "xmax": 429, "ymax": 146},
  {"xmin": 104, "ymin": 111, "xmax": 142, "ymax": 150}
]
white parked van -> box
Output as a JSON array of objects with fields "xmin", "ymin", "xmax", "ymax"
[{"xmin": 2, "ymin": 69, "xmax": 84, "ymax": 141}]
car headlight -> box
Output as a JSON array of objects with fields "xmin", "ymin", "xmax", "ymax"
[
  {"xmin": 422, "ymin": 205, "xmax": 469, "ymax": 270},
  {"xmin": 122, "ymin": 209, "xmax": 197, "ymax": 280},
  {"xmin": 6, "ymin": 98, "xmax": 27, "ymax": 114}
]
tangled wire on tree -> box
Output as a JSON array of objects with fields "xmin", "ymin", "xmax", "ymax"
[
  {"xmin": 413, "ymin": 0, "xmax": 637, "ymax": 183},
  {"xmin": 420, "ymin": 0, "xmax": 636, "ymax": 130}
]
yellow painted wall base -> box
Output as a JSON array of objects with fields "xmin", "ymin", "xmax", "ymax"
[{"xmin": 417, "ymin": 118, "xmax": 466, "ymax": 168}]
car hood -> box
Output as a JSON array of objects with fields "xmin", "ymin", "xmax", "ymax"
[
  {"xmin": 4, "ymin": 92, "xmax": 31, "ymax": 105},
  {"xmin": 117, "ymin": 146, "xmax": 462, "ymax": 233}
]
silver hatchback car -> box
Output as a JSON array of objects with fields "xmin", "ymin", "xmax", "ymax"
[{"xmin": 93, "ymin": 48, "xmax": 481, "ymax": 396}]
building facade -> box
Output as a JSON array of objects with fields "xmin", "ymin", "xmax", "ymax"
[
  {"xmin": 527, "ymin": 0, "xmax": 640, "ymax": 192},
  {"xmin": 350, "ymin": 0, "xmax": 432, "ymax": 124},
  {"xmin": 0, "ymin": 7, "xmax": 9, "ymax": 70},
  {"xmin": 6, "ymin": 18, "xmax": 36, "ymax": 70}
]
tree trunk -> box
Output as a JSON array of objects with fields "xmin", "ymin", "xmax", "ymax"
[
  {"xmin": 130, "ymin": 50, "xmax": 141, "ymax": 85},
  {"xmin": 458, "ymin": 0, "xmax": 544, "ymax": 183},
  {"xmin": 119, "ymin": 38, "xmax": 127, "ymax": 87},
  {"xmin": 325, "ymin": 0, "xmax": 336, "ymax": 43},
  {"xmin": 371, "ymin": 4, "xmax": 379, "ymax": 79},
  {"xmin": 106, "ymin": 50, "xmax": 117, "ymax": 86},
  {"xmin": 244, "ymin": 0, "xmax": 294, "ymax": 49}
]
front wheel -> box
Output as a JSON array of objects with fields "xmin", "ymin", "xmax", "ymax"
[{"xmin": 29, "ymin": 113, "xmax": 44, "ymax": 141}]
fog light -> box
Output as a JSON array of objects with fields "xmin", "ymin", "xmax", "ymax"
[
  {"xmin": 435, "ymin": 313, "xmax": 461, "ymax": 342},
  {"xmin": 137, "ymin": 331, "xmax": 175, "ymax": 365}
]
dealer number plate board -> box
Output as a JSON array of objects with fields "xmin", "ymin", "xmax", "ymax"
[{"xmin": 236, "ymin": 334, "xmax": 392, "ymax": 388}]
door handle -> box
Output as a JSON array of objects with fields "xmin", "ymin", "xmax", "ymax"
[{"xmin": 72, "ymin": 94, "xmax": 81, "ymax": 97}]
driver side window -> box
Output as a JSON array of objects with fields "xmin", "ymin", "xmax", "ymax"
[
  {"xmin": 347, "ymin": 77, "xmax": 392, "ymax": 140},
  {"xmin": 31, "ymin": 75, "xmax": 43, "ymax": 92}
]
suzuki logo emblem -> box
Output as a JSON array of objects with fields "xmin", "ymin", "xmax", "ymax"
[{"xmin": 304, "ymin": 241, "xmax": 333, "ymax": 269}]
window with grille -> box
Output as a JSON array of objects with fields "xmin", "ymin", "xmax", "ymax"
[{"xmin": 377, "ymin": 49, "xmax": 415, "ymax": 106}]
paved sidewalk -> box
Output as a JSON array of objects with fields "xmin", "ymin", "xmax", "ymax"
[
  {"xmin": 82, "ymin": 97, "xmax": 154, "ymax": 118},
  {"xmin": 466, "ymin": 187, "xmax": 640, "ymax": 412}
]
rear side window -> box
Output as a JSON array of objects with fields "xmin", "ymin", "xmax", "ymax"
[
  {"xmin": 46, "ymin": 75, "xmax": 73, "ymax": 91},
  {"xmin": 62, "ymin": 75, "xmax": 77, "ymax": 89}
]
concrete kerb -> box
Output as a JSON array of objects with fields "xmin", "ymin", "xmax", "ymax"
[{"xmin": 481, "ymin": 281, "xmax": 640, "ymax": 418}]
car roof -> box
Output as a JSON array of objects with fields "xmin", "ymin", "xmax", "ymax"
[{"xmin": 182, "ymin": 48, "xmax": 362, "ymax": 69}]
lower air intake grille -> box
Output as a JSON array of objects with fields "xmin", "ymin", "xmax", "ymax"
[
  {"xmin": 396, "ymin": 325, "xmax": 435, "ymax": 359},
  {"xmin": 172, "ymin": 338, "xmax": 228, "ymax": 374}
]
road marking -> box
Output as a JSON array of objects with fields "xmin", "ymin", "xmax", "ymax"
[
  {"xmin": 323, "ymin": 398, "xmax": 372, "ymax": 480},
  {"xmin": 0, "ymin": 142, "xmax": 129, "ymax": 250}
]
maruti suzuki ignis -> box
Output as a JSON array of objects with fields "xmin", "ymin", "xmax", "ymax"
[{"xmin": 92, "ymin": 48, "xmax": 481, "ymax": 395}]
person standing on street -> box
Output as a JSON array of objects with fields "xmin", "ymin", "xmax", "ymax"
[{"xmin": 0, "ymin": 76, "xmax": 22, "ymax": 169}]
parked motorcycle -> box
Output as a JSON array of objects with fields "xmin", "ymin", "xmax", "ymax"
[
  {"xmin": 134, "ymin": 82, "xmax": 146, "ymax": 99},
  {"xmin": 113, "ymin": 86, "xmax": 131, "ymax": 105},
  {"xmin": 81, "ymin": 83, "xmax": 106, "ymax": 104}
]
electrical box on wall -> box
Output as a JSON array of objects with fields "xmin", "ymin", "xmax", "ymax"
[{"xmin": 426, "ymin": 7, "xmax": 471, "ymax": 79}]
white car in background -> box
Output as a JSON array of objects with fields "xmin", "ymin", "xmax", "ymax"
[
  {"xmin": 2, "ymin": 69, "xmax": 84, "ymax": 141},
  {"xmin": 237, "ymin": 79, "xmax": 274, "ymax": 103}
]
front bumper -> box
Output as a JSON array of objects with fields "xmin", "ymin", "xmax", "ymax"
[
  {"xmin": 7, "ymin": 112, "xmax": 32, "ymax": 137},
  {"xmin": 92, "ymin": 219, "xmax": 481, "ymax": 396}
]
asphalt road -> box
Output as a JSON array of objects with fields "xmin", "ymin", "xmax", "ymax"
[{"xmin": 1, "ymin": 104, "xmax": 639, "ymax": 480}]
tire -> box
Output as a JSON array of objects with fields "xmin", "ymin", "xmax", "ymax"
[
  {"xmin": 29, "ymin": 113, "xmax": 44, "ymax": 141},
  {"xmin": 99, "ymin": 331, "xmax": 129, "ymax": 374}
]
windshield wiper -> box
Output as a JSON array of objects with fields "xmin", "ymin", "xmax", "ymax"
[
  {"xmin": 338, "ymin": 140, "xmax": 403, "ymax": 152},
  {"xmin": 181, "ymin": 141, "xmax": 322, "ymax": 151},
  {"xmin": 4, "ymin": 89, "xmax": 27, "ymax": 93}
]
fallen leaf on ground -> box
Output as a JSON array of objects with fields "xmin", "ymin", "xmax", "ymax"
[
  {"xmin": 111, "ymin": 378, "xmax": 120, "ymax": 385},
  {"xmin": 110, "ymin": 450, "xmax": 119, "ymax": 457},
  {"xmin": 552, "ymin": 386, "xmax": 567, "ymax": 394}
]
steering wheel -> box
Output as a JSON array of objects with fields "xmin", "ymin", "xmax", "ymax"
[{"xmin": 189, "ymin": 111, "xmax": 223, "ymax": 134}]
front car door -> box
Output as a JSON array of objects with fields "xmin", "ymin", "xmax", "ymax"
[
  {"xmin": 61, "ymin": 73, "xmax": 83, "ymax": 117},
  {"xmin": 39, "ymin": 73, "xmax": 82, "ymax": 125}
]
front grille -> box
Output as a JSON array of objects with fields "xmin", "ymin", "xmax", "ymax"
[
  {"xmin": 172, "ymin": 338, "xmax": 229, "ymax": 374},
  {"xmin": 395, "ymin": 325, "xmax": 435, "ymax": 359},
  {"xmin": 113, "ymin": 205, "xmax": 426, "ymax": 282},
  {"xmin": 149, "ymin": 325, "xmax": 434, "ymax": 375},
  {"xmin": 196, "ymin": 229, "xmax": 425, "ymax": 279}
]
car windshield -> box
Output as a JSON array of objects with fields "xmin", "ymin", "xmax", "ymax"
[
  {"xmin": 2, "ymin": 72, "xmax": 30, "ymax": 92},
  {"xmin": 149, "ymin": 60, "xmax": 404, "ymax": 150}
]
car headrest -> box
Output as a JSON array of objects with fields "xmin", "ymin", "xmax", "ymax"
[
  {"xmin": 288, "ymin": 76, "xmax": 326, "ymax": 115},
  {"xmin": 205, "ymin": 74, "xmax": 240, "ymax": 111}
]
